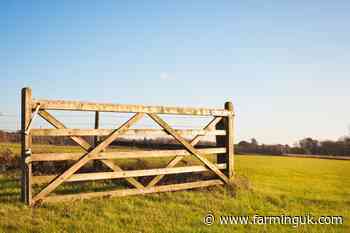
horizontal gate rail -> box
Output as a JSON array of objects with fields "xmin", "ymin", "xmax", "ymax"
[
  {"xmin": 42, "ymin": 179, "xmax": 225, "ymax": 204},
  {"xmin": 31, "ymin": 128, "xmax": 226, "ymax": 137},
  {"xmin": 32, "ymin": 99, "xmax": 231, "ymax": 116},
  {"xmin": 27, "ymin": 148, "xmax": 226, "ymax": 163},
  {"xmin": 32, "ymin": 163, "xmax": 227, "ymax": 185},
  {"xmin": 21, "ymin": 87, "xmax": 235, "ymax": 206}
]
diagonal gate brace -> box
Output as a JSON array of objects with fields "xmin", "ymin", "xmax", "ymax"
[
  {"xmin": 147, "ymin": 116, "xmax": 223, "ymax": 187},
  {"xmin": 32, "ymin": 112, "xmax": 144, "ymax": 204},
  {"xmin": 37, "ymin": 110, "xmax": 144, "ymax": 189},
  {"xmin": 147, "ymin": 113, "xmax": 230, "ymax": 184}
]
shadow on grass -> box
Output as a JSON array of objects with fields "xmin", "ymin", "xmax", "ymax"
[
  {"xmin": 0, "ymin": 191, "xmax": 20, "ymax": 203},
  {"xmin": 0, "ymin": 172, "xmax": 20, "ymax": 203},
  {"xmin": 0, "ymin": 178, "xmax": 20, "ymax": 189}
]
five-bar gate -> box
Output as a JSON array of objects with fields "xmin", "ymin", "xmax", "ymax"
[{"xmin": 21, "ymin": 87, "xmax": 235, "ymax": 206}]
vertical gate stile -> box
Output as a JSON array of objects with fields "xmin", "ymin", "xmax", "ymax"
[
  {"xmin": 225, "ymin": 102, "xmax": 235, "ymax": 181},
  {"xmin": 216, "ymin": 101, "xmax": 235, "ymax": 181},
  {"xmin": 21, "ymin": 87, "xmax": 33, "ymax": 205}
]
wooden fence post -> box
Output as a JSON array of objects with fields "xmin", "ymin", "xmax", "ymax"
[
  {"xmin": 21, "ymin": 87, "xmax": 32, "ymax": 204},
  {"xmin": 94, "ymin": 111, "xmax": 100, "ymax": 146},
  {"xmin": 216, "ymin": 101, "xmax": 234, "ymax": 181},
  {"xmin": 93, "ymin": 111, "xmax": 101, "ymax": 170},
  {"xmin": 225, "ymin": 102, "xmax": 234, "ymax": 180}
]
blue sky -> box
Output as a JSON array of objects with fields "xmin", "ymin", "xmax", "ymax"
[{"xmin": 1, "ymin": 1, "xmax": 349, "ymax": 145}]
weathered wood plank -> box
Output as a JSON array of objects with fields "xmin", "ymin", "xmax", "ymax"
[
  {"xmin": 32, "ymin": 163, "xmax": 227, "ymax": 184},
  {"xmin": 148, "ymin": 113, "xmax": 230, "ymax": 184},
  {"xmin": 32, "ymin": 99, "xmax": 230, "ymax": 116},
  {"xmin": 225, "ymin": 102, "xmax": 235, "ymax": 180},
  {"xmin": 31, "ymin": 113, "xmax": 144, "ymax": 204},
  {"xmin": 28, "ymin": 148, "xmax": 226, "ymax": 162},
  {"xmin": 147, "ymin": 117, "xmax": 223, "ymax": 187},
  {"xmin": 31, "ymin": 128, "xmax": 226, "ymax": 137},
  {"xmin": 21, "ymin": 87, "xmax": 32, "ymax": 205},
  {"xmin": 41, "ymin": 179, "xmax": 224, "ymax": 203}
]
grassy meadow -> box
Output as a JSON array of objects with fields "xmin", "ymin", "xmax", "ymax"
[{"xmin": 0, "ymin": 143, "xmax": 349, "ymax": 233}]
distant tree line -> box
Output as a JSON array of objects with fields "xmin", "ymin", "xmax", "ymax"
[
  {"xmin": 236, "ymin": 137, "xmax": 350, "ymax": 156},
  {"xmin": 1, "ymin": 130, "xmax": 349, "ymax": 157},
  {"xmin": 294, "ymin": 137, "xmax": 350, "ymax": 156},
  {"xmin": 0, "ymin": 130, "xmax": 91, "ymax": 146}
]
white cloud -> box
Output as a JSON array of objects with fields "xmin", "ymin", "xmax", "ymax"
[{"xmin": 160, "ymin": 72, "xmax": 174, "ymax": 81}]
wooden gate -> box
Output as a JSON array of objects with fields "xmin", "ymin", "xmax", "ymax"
[{"xmin": 21, "ymin": 87, "xmax": 235, "ymax": 206}]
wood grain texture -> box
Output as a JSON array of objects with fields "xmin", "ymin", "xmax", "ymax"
[
  {"xmin": 28, "ymin": 148, "xmax": 226, "ymax": 162},
  {"xmin": 21, "ymin": 87, "xmax": 32, "ymax": 205},
  {"xmin": 32, "ymin": 164, "xmax": 227, "ymax": 184},
  {"xmin": 31, "ymin": 128, "xmax": 226, "ymax": 137},
  {"xmin": 42, "ymin": 179, "xmax": 224, "ymax": 203},
  {"xmin": 32, "ymin": 99, "xmax": 230, "ymax": 116},
  {"xmin": 225, "ymin": 102, "xmax": 235, "ymax": 180}
]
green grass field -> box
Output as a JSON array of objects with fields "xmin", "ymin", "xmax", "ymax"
[{"xmin": 0, "ymin": 143, "xmax": 349, "ymax": 233}]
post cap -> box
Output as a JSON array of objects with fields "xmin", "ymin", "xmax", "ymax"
[{"xmin": 224, "ymin": 101, "xmax": 233, "ymax": 111}]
